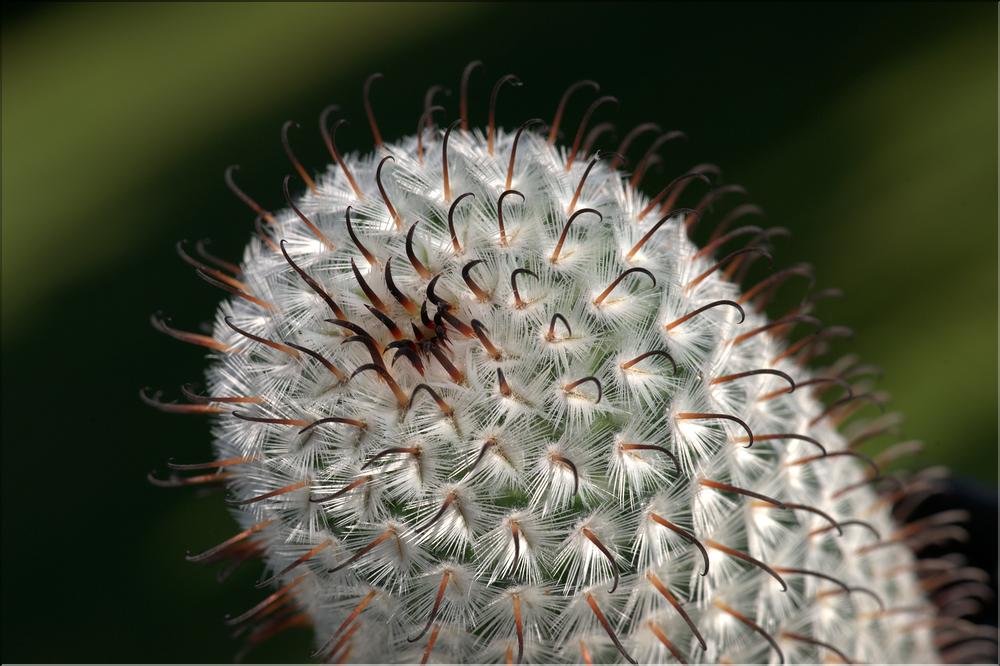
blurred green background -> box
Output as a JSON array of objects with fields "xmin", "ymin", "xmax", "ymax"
[{"xmin": 2, "ymin": 2, "xmax": 996, "ymax": 662}]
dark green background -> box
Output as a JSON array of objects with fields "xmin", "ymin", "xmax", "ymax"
[{"xmin": 2, "ymin": 2, "xmax": 996, "ymax": 662}]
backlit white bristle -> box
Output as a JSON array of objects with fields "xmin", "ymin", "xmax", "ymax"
[{"xmin": 147, "ymin": 66, "xmax": 990, "ymax": 664}]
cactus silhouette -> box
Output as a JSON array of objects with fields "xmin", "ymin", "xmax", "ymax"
[{"xmin": 148, "ymin": 67, "xmax": 986, "ymax": 664}]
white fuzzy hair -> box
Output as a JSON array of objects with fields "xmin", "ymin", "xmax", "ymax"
[{"xmin": 160, "ymin": 100, "xmax": 946, "ymax": 664}]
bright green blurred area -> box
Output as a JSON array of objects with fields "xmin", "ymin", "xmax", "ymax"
[{"xmin": 2, "ymin": 2, "xmax": 996, "ymax": 662}]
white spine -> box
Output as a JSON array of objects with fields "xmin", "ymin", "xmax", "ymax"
[{"xmin": 195, "ymin": 125, "xmax": 937, "ymax": 664}]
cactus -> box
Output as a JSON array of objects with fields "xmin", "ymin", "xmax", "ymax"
[{"xmin": 148, "ymin": 67, "xmax": 987, "ymax": 664}]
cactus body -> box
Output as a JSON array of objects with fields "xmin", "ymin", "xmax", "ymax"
[{"xmin": 155, "ymin": 78, "xmax": 951, "ymax": 664}]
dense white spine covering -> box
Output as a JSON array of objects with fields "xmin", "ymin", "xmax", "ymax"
[{"xmin": 193, "ymin": 123, "xmax": 939, "ymax": 664}]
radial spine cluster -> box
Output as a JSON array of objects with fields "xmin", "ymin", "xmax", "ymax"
[{"xmin": 150, "ymin": 72, "xmax": 950, "ymax": 664}]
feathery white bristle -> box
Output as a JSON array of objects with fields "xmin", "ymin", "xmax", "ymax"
[{"xmin": 146, "ymin": 76, "xmax": 972, "ymax": 664}]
